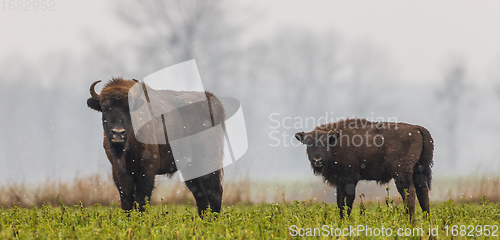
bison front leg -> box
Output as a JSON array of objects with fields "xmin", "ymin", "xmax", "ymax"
[
  {"xmin": 395, "ymin": 177, "xmax": 416, "ymax": 220},
  {"xmin": 336, "ymin": 185, "xmax": 346, "ymax": 219},
  {"xmin": 337, "ymin": 183, "xmax": 357, "ymax": 219},
  {"xmin": 134, "ymin": 174, "xmax": 155, "ymax": 212},
  {"xmin": 112, "ymin": 168, "xmax": 134, "ymax": 211},
  {"xmin": 344, "ymin": 184, "xmax": 356, "ymax": 217}
]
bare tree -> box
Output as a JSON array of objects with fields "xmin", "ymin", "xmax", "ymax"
[
  {"xmin": 114, "ymin": 0, "xmax": 242, "ymax": 93},
  {"xmin": 347, "ymin": 41, "xmax": 396, "ymax": 117},
  {"xmin": 244, "ymin": 29, "xmax": 342, "ymax": 116},
  {"xmin": 245, "ymin": 30, "xmax": 395, "ymax": 118},
  {"xmin": 437, "ymin": 61, "xmax": 466, "ymax": 169}
]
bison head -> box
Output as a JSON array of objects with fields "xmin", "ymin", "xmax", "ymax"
[
  {"xmin": 87, "ymin": 79, "xmax": 145, "ymax": 173},
  {"xmin": 295, "ymin": 129, "xmax": 339, "ymax": 168}
]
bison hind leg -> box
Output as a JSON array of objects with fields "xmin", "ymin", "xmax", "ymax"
[
  {"xmin": 394, "ymin": 177, "xmax": 416, "ymax": 220},
  {"xmin": 413, "ymin": 163, "xmax": 431, "ymax": 216},
  {"xmin": 413, "ymin": 172, "xmax": 430, "ymax": 215},
  {"xmin": 199, "ymin": 170, "xmax": 223, "ymax": 214},
  {"xmin": 185, "ymin": 179, "xmax": 209, "ymax": 216},
  {"xmin": 186, "ymin": 170, "xmax": 223, "ymax": 217},
  {"xmin": 415, "ymin": 185, "xmax": 430, "ymax": 215}
]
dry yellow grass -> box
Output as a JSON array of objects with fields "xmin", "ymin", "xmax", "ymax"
[
  {"xmin": 1, "ymin": 173, "xmax": 498, "ymax": 208},
  {"xmin": 0, "ymin": 175, "xmax": 119, "ymax": 208},
  {"xmin": 0, "ymin": 174, "xmax": 255, "ymax": 208}
]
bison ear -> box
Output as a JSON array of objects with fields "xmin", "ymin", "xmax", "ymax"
[
  {"xmin": 87, "ymin": 97, "xmax": 102, "ymax": 112},
  {"xmin": 327, "ymin": 130, "xmax": 339, "ymax": 145},
  {"xmin": 295, "ymin": 132, "xmax": 306, "ymax": 144}
]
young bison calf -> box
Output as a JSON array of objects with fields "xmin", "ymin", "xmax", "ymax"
[{"xmin": 295, "ymin": 118, "xmax": 434, "ymax": 219}]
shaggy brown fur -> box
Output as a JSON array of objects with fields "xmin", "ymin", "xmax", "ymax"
[
  {"xmin": 295, "ymin": 118, "xmax": 433, "ymax": 219},
  {"xmin": 87, "ymin": 78, "xmax": 225, "ymax": 215}
]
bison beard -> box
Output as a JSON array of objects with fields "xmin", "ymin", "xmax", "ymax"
[
  {"xmin": 295, "ymin": 118, "xmax": 434, "ymax": 220},
  {"xmin": 87, "ymin": 78, "xmax": 225, "ymax": 216}
]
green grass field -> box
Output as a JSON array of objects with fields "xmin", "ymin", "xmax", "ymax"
[{"xmin": 1, "ymin": 196, "xmax": 499, "ymax": 239}]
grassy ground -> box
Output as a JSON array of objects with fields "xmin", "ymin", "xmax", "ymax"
[
  {"xmin": 2, "ymin": 173, "xmax": 499, "ymax": 208},
  {"xmin": 1, "ymin": 174, "xmax": 499, "ymax": 239},
  {"xmin": 1, "ymin": 196, "xmax": 499, "ymax": 239}
]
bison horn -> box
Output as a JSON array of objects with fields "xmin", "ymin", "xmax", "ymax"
[{"xmin": 90, "ymin": 80, "xmax": 102, "ymax": 101}]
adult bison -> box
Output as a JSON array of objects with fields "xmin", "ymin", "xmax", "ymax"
[
  {"xmin": 295, "ymin": 118, "xmax": 433, "ymax": 219},
  {"xmin": 87, "ymin": 78, "xmax": 225, "ymax": 215}
]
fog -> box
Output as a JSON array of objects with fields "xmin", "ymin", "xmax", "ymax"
[{"xmin": 1, "ymin": 0, "xmax": 500, "ymax": 185}]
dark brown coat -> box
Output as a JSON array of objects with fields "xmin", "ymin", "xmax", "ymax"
[
  {"xmin": 295, "ymin": 118, "xmax": 433, "ymax": 219},
  {"xmin": 87, "ymin": 78, "xmax": 225, "ymax": 215}
]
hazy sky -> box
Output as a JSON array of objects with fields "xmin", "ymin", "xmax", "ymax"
[{"xmin": 1, "ymin": 0, "xmax": 500, "ymax": 83}]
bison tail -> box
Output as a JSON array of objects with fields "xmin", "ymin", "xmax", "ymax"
[{"xmin": 414, "ymin": 126, "xmax": 434, "ymax": 189}]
